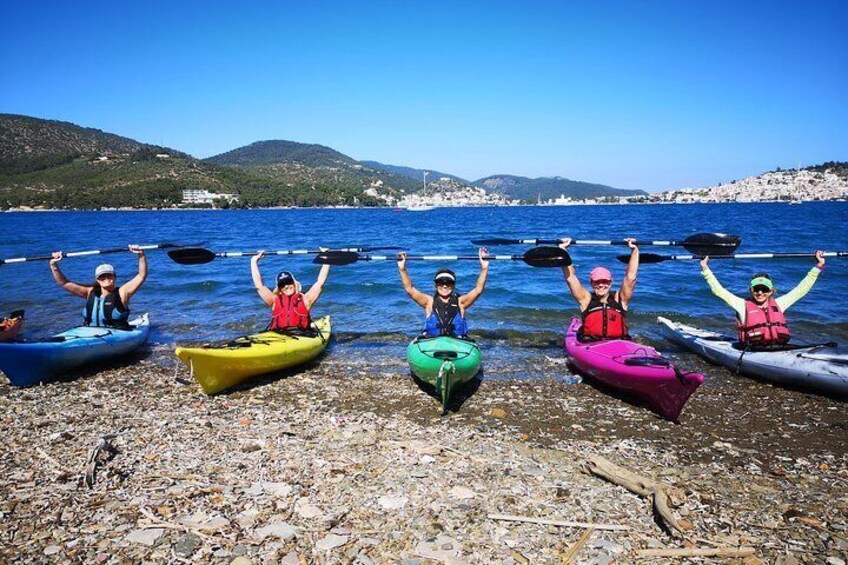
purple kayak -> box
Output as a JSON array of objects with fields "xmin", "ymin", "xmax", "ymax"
[{"xmin": 564, "ymin": 318, "xmax": 704, "ymax": 421}]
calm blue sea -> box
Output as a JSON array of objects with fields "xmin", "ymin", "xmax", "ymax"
[{"xmin": 1, "ymin": 203, "xmax": 846, "ymax": 376}]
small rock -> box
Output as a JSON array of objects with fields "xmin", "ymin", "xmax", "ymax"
[
  {"xmin": 378, "ymin": 494, "xmax": 408, "ymax": 510},
  {"xmin": 295, "ymin": 500, "xmax": 322, "ymax": 519},
  {"xmin": 125, "ymin": 528, "xmax": 164, "ymax": 546},
  {"xmin": 43, "ymin": 545, "xmax": 61, "ymax": 556},
  {"xmin": 449, "ymin": 486, "xmax": 475, "ymax": 500},
  {"xmin": 315, "ymin": 533, "xmax": 349, "ymax": 551},
  {"xmin": 254, "ymin": 521, "xmax": 297, "ymax": 541},
  {"xmin": 173, "ymin": 533, "xmax": 202, "ymax": 558},
  {"xmin": 826, "ymin": 558, "xmax": 845, "ymax": 565},
  {"xmin": 280, "ymin": 551, "xmax": 300, "ymax": 565},
  {"xmin": 230, "ymin": 557, "xmax": 253, "ymax": 565},
  {"xmin": 490, "ymin": 408, "xmax": 508, "ymax": 418}
]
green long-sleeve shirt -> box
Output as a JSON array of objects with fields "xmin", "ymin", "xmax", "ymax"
[{"xmin": 701, "ymin": 266, "xmax": 821, "ymax": 323}]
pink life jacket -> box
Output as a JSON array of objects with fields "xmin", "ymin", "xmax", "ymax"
[
  {"xmin": 269, "ymin": 292, "xmax": 311, "ymax": 331},
  {"xmin": 737, "ymin": 297, "xmax": 790, "ymax": 345}
]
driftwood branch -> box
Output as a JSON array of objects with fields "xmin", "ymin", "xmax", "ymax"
[
  {"xmin": 488, "ymin": 513, "xmax": 630, "ymax": 531},
  {"xmin": 84, "ymin": 436, "xmax": 119, "ymax": 489},
  {"xmin": 634, "ymin": 547, "xmax": 756, "ymax": 558},
  {"xmin": 584, "ymin": 455, "xmax": 689, "ymax": 534},
  {"xmin": 561, "ymin": 527, "xmax": 594, "ymax": 564}
]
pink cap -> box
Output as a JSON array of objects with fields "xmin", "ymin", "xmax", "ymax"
[{"xmin": 589, "ymin": 267, "xmax": 612, "ymax": 282}]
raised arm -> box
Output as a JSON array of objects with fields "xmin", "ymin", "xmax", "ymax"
[
  {"xmin": 118, "ymin": 245, "xmax": 148, "ymax": 305},
  {"xmin": 397, "ymin": 252, "xmax": 430, "ymax": 308},
  {"xmin": 775, "ymin": 250, "xmax": 825, "ymax": 311},
  {"xmin": 49, "ymin": 252, "xmax": 91, "ymax": 299},
  {"xmin": 558, "ymin": 239, "xmax": 591, "ymax": 309},
  {"xmin": 250, "ymin": 251, "xmax": 277, "ymax": 306},
  {"xmin": 459, "ymin": 247, "xmax": 489, "ymax": 309},
  {"xmin": 700, "ymin": 256, "xmax": 746, "ymax": 318},
  {"xmin": 303, "ymin": 264, "xmax": 331, "ymax": 308},
  {"xmin": 618, "ymin": 239, "xmax": 639, "ymax": 307}
]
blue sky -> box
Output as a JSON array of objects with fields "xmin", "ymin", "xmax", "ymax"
[{"xmin": 1, "ymin": 0, "xmax": 846, "ymax": 191}]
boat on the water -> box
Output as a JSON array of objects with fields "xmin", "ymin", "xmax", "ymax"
[
  {"xmin": 407, "ymin": 335, "xmax": 482, "ymax": 413},
  {"xmin": 175, "ymin": 316, "xmax": 331, "ymax": 395},
  {"xmin": 406, "ymin": 205, "xmax": 436, "ymax": 212},
  {"xmin": 658, "ymin": 316, "xmax": 848, "ymax": 397},
  {"xmin": 564, "ymin": 318, "xmax": 704, "ymax": 421},
  {"xmin": 0, "ymin": 314, "xmax": 150, "ymax": 387}
]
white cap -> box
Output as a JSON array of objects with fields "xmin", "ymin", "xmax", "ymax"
[{"xmin": 94, "ymin": 264, "xmax": 115, "ymax": 277}]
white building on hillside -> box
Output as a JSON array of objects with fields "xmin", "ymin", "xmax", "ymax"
[{"xmin": 182, "ymin": 189, "xmax": 239, "ymax": 205}]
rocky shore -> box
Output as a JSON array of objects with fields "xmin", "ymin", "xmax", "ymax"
[{"xmin": 1, "ymin": 354, "xmax": 846, "ymax": 564}]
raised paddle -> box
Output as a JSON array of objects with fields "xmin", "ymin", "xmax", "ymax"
[
  {"xmin": 313, "ymin": 246, "xmax": 572, "ymax": 268},
  {"xmin": 168, "ymin": 246, "xmax": 407, "ymax": 265},
  {"xmin": 622, "ymin": 251, "xmax": 848, "ymax": 264},
  {"xmin": 471, "ymin": 233, "xmax": 742, "ymax": 256},
  {"xmin": 0, "ymin": 243, "xmax": 184, "ymax": 267}
]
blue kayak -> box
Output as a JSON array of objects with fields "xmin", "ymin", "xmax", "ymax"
[{"xmin": 0, "ymin": 314, "xmax": 150, "ymax": 387}]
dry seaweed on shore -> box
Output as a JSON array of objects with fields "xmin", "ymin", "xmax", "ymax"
[{"xmin": 1, "ymin": 360, "xmax": 847, "ymax": 563}]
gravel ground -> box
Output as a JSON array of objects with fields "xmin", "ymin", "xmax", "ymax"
[{"xmin": 1, "ymin": 352, "xmax": 846, "ymax": 564}]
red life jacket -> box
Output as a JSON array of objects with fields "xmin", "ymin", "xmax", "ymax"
[
  {"xmin": 580, "ymin": 292, "xmax": 629, "ymax": 340},
  {"xmin": 269, "ymin": 292, "xmax": 311, "ymax": 331},
  {"xmin": 737, "ymin": 298, "xmax": 790, "ymax": 345}
]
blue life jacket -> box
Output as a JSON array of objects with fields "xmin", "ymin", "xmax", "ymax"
[
  {"xmin": 83, "ymin": 286, "xmax": 130, "ymax": 329},
  {"xmin": 424, "ymin": 292, "xmax": 468, "ymax": 337}
]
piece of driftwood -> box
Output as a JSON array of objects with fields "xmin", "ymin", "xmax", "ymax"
[
  {"xmin": 634, "ymin": 547, "xmax": 756, "ymax": 558},
  {"xmin": 84, "ymin": 436, "xmax": 118, "ymax": 489},
  {"xmin": 488, "ymin": 513, "xmax": 630, "ymax": 531},
  {"xmin": 561, "ymin": 527, "xmax": 594, "ymax": 564},
  {"xmin": 584, "ymin": 455, "xmax": 688, "ymax": 534}
]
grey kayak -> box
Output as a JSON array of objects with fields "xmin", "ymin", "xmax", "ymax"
[{"xmin": 657, "ymin": 316, "xmax": 848, "ymax": 397}]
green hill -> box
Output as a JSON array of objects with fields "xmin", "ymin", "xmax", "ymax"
[
  {"xmin": 205, "ymin": 140, "xmax": 421, "ymax": 196},
  {"xmin": 207, "ymin": 140, "xmax": 358, "ymax": 168},
  {"xmin": 473, "ymin": 174, "xmax": 646, "ymax": 202},
  {"xmin": 360, "ymin": 161, "xmax": 469, "ymax": 186},
  {"xmin": 0, "ymin": 116, "xmax": 389, "ymax": 208}
]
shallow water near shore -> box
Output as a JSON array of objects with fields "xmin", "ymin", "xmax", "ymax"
[{"xmin": 2, "ymin": 202, "xmax": 847, "ymax": 386}]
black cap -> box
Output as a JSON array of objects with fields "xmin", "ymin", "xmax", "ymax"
[{"xmin": 276, "ymin": 271, "xmax": 295, "ymax": 287}]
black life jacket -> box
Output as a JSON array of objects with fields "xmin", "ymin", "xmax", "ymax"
[
  {"xmin": 84, "ymin": 286, "xmax": 130, "ymax": 329},
  {"xmin": 424, "ymin": 292, "xmax": 468, "ymax": 337},
  {"xmin": 580, "ymin": 292, "xmax": 628, "ymax": 340}
]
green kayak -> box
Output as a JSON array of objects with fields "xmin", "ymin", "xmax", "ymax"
[{"xmin": 406, "ymin": 336, "xmax": 482, "ymax": 413}]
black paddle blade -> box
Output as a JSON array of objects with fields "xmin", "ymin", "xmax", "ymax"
[
  {"xmin": 167, "ymin": 248, "xmax": 217, "ymax": 265},
  {"xmin": 522, "ymin": 246, "xmax": 571, "ymax": 268},
  {"xmin": 471, "ymin": 238, "xmax": 521, "ymax": 246},
  {"xmin": 313, "ymin": 251, "xmax": 361, "ymax": 265},
  {"xmin": 682, "ymin": 233, "xmax": 741, "ymax": 255},
  {"xmin": 621, "ymin": 253, "xmax": 666, "ymax": 264}
]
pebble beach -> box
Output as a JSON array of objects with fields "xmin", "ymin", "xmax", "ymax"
[{"xmin": 2, "ymin": 350, "xmax": 846, "ymax": 564}]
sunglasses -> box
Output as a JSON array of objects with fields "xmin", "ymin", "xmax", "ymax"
[
  {"xmin": 751, "ymin": 285, "xmax": 772, "ymax": 294},
  {"xmin": 591, "ymin": 279, "xmax": 611, "ymax": 286},
  {"xmin": 436, "ymin": 280, "xmax": 455, "ymax": 287},
  {"xmin": 97, "ymin": 274, "xmax": 115, "ymax": 281}
]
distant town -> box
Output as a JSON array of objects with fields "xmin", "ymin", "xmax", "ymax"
[{"xmin": 369, "ymin": 166, "xmax": 848, "ymax": 209}]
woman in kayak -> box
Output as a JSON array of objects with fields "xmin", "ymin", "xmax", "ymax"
[
  {"xmin": 49, "ymin": 245, "xmax": 147, "ymax": 329},
  {"xmin": 559, "ymin": 238, "xmax": 639, "ymax": 340},
  {"xmin": 699, "ymin": 251, "xmax": 825, "ymax": 345},
  {"xmin": 397, "ymin": 248, "xmax": 489, "ymax": 338},
  {"xmin": 250, "ymin": 250, "xmax": 330, "ymax": 331}
]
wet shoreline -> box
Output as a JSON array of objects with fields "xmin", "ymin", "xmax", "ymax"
[{"xmin": 2, "ymin": 354, "xmax": 846, "ymax": 563}]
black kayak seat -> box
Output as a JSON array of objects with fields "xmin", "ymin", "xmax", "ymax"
[
  {"xmin": 623, "ymin": 356, "xmax": 671, "ymax": 368},
  {"xmin": 433, "ymin": 350, "xmax": 459, "ymax": 360}
]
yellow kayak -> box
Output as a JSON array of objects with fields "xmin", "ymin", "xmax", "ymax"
[{"xmin": 175, "ymin": 316, "xmax": 331, "ymax": 395}]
